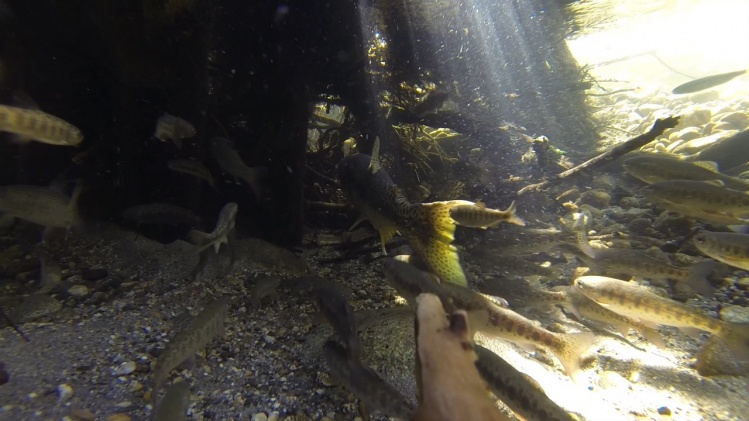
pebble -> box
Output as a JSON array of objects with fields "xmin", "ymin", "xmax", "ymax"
[
  {"xmin": 70, "ymin": 409, "xmax": 96, "ymax": 421},
  {"xmin": 68, "ymin": 285, "xmax": 89, "ymax": 297},
  {"xmin": 736, "ymin": 278, "xmax": 749, "ymax": 291},
  {"xmin": 111, "ymin": 361, "xmax": 136, "ymax": 376},
  {"xmin": 580, "ymin": 190, "xmax": 611, "ymax": 208},
  {"xmin": 57, "ymin": 383, "xmax": 74, "ymax": 402},
  {"xmin": 106, "ymin": 414, "xmax": 131, "ymax": 421},
  {"xmin": 267, "ymin": 412, "xmax": 280, "ymax": 421},
  {"xmin": 719, "ymin": 305, "xmax": 749, "ymax": 323},
  {"xmin": 252, "ymin": 413, "xmax": 268, "ymax": 421},
  {"xmin": 658, "ymin": 406, "xmax": 672, "ymax": 416}
]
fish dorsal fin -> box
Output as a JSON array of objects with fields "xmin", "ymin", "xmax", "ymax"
[
  {"xmin": 474, "ymin": 200, "xmax": 486, "ymax": 209},
  {"xmin": 693, "ymin": 161, "xmax": 720, "ymax": 172},
  {"xmin": 368, "ymin": 136, "xmax": 381, "ymax": 174}
]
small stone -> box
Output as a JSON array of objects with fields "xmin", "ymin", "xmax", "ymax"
[
  {"xmin": 657, "ymin": 406, "xmax": 672, "ymax": 416},
  {"xmin": 719, "ymin": 305, "xmax": 749, "ymax": 323},
  {"xmin": 70, "ymin": 409, "xmax": 96, "ymax": 421},
  {"xmin": 111, "ymin": 361, "xmax": 136, "ymax": 376},
  {"xmin": 68, "ymin": 285, "xmax": 89, "ymax": 297},
  {"xmin": 57, "ymin": 383, "xmax": 74, "ymax": 402},
  {"xmin": 251, "ymin": 413, "xmax": 268, "ymax": 421},
  {"xmin": 618, "ymin": 196, "xmax": 640, "ymax": 209},
  {"xmin": 736, "ymin": 278, "xmax": 749, "ymax": 290},
  {"xmin": 267, "ymin": 412, "xmax": 280, "ymax": 421},
  {"xmin": 114, "ymin": 401, "xmax": 132, "ymax": 408},
  {"xmin": 580, "ymin": 189, "xmax": 611, "ymax": 208},
  {"xmin": 107, "ymin": 414, "xmax": 131, "ymax": 421}
]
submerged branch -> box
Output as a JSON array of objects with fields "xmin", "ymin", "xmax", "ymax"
[{"xmin": 517, "ymin": 116, "xmax": 679, "ymax": 195}]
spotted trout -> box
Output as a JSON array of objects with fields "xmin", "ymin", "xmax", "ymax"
[
  {"xmin": 574, "ymin": 276, "xmax": 749, "ymax": 362},
  {"xmin": 339, "ymin": 138, "xmax": 519, "ymax": 285},
  {"xmin": 152, "ymin": 299, "xmax": 228, "ymax": 405},
  {"xmin": 474, "ymin": 344, "xmax": 575, "ymax": 421},
  {"xmin": 0, "ymin": 104, "xmax": 82, "ymax": 146},
  {"xmin": 624, "ymin": 155, "xmax": 749, "ymax": 191},
  {"xmin": 385, "ymin": 259, "xmax": 592, "ymax": 378},
  {"xmin": 694, "ymin": 230, "xmax": 749, "ymax": 271}
]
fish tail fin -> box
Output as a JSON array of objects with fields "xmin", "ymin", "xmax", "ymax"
[
  {"xmin": 685, "ymin": 260, "xmax": 717, "ymax": 296},
  {"xmin": 488, "ymin": 200, "xmax": 526, "ymax": 227},
  {"xmin": 555, "ymin": 331, "xmax": 595, "ymax": 381},
  {"xmin": 187, "ymin": 229, "xmax": 214, "ymax": 254},
  {"xmin": 406, "ymin": 201, "xmax": 467, "ymax": 285},
  {"xmin": 722, "ymin": 322, "xmax": 749, "ymax": 363}
]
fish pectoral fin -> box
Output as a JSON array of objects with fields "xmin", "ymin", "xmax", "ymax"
[
  {"xmin": 678, "ymin": 326, "xmax": 704, "ymax": 340},
  {"xmin": 516, "ymin": 342, "xmax": 537, "ymax": 354},
  {"xmin": 612, "ymin": 322, "xmax": 631, "ymax": 338},
  {"xmin": 637, "ymin": 326, "xmax": 666, "ymax": 348},
  {"xmin": 556, "ymin": 331, "xmax": 596, "ymax": 381},
  {"xmin": 348, "ymin": 217, "xmax": 366, "ymax": 231},
  {"xmin": 377, "ymin": 225, "xmax": 399, "ymax": 255}
]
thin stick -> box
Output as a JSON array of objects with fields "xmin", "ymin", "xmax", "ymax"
[{"xmin": 518, "ymin": 116, "xmax": 679, "ymax": 195}]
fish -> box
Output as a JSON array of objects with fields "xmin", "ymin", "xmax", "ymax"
[
  {"xmin": 448, "ymin": 200, "xmax": 525, "ymax": 228},
  {"xmin": 478, "ymin": 277, "xmax": 568, "ymax": 310},
  {"xmin": 121, "ymin": 203, "xmax": 201, "ymax": 228},
  {"xmin": 413, "ymin": 293, "xmax": 510, "ymax": 421},
  {"xmin": 211, "ymin": 137, "xmax": 266, "ymax": 199},
  {"xmin": 474, "ymin": 344, "xmax": 575, "ymax": 421},
  {"xmin": 573, "ymin": 276, "xmax": 749, "ymax": 362},
  {"xmin": 167, "ymin": 159, "xmax": 216, "ymax": 188},
  {"xmin": 384, "ymin": 259, "xmax": 509, "ymax": 331},
  {"xmin": 37, "ymin": 246, "xmax": 62, "ymax": 292},
  {"xmin": 0, "ymin": 104, "xmax": 82, "ymax": 146},
  {"xmin": 623, "ymin": 155, "xmax": 749, "ymax": 191},
  {"xmin": 154, "ymin": 113, "xmax": 195, "ymax": 149},
  {"xmin": 153, "ymin": 380, "xmax": 191, "ymax": 421},
  {"xmin": 384, "ymin": 260, "xmax": 592, "ymax": 378},
  {"xmin": 323, "ymin": 340, "xmax": 414, "ymax": 419},
  {"xmin": 641, "ymin": 180, "xmax": 749, "ymax": 225},
  {"xmin": 671, "ymin": 70, "xmax": 746, "ymax": 95},
  {"xmin": 555, "ymin": 286, "xmax": 665, "ymax": 348},
  {"xmin": 316, "ymin": 286, "xmax": 361, "ymax": 361},
  {"xmin": 339, "ymin": 138, "xmax": 518, "ymax": 285},
  {"xmin": 186, "ymin": 203, "xmax": 238, "ymax": 280},
  {"xmin": 152, "ymin": 299, "xmax": 228, "ymax": 405},
  {"xmin": 574, "ymin": 228, "xmax": 716, "ymax": 295},
  {"xmin": 694, "ymin": 230, "xmax": 749, "ymax": 271},
  {"xmin": 249, "ymin": 275, "xmax": 282, "ymax": 311},
  {"xmin": 0, "ymin": 184, "xmax": 81, "ymax": 231}
]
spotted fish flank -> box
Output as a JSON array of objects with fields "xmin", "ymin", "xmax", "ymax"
[
  {"xmin": 694, "ymin": 230, "xmax": 749, "ymax": 271},
  {"xmin": 574, "ymin": 276, "xmax": 749, "ymax": 363},
  {"xmin": 449, "ymin": 200, "xmax": 525, "ymax": 228},
  {"xmin": 152, "ymin": 299, "xmax": 228, "ymax": 405},
  {"xmin": 474, "ymin": 345, "xmax": 575, "ymax": 421},
  {"xmin": 0, "ymin": 104, "xmax": 82, "ymax": 146}
]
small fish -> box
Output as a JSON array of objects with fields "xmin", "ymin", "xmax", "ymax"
[
  {"xmin": 413, "ymin": 293, "xmax": 509, "ymax": 421},
  {"xmin": 624, "ymin": 155, "xmax": 749, "ymax": 191},
  {"xmin": 385, "ymin": 260, "xmax": 592, "ymax": 378},
  {"xmin": 573, "ymin": 276, "xmax": 749, "ymax": 362},
  {"xmin": 671, "ymin": 70, "xmax": 746, "ymax": 95},
  {"xmin": 694, "ymin": 230, "xmax": 749, "ymax": 271},
  {"xmin": 316, "ymin": 287, "xmax": 361, "ymax": 361},
  {"xmin": 211, "ymin": 137, "xmax": 266, "ymax": 199},
  {"xmin": 574, "ymin": 228, "xmax": 716, "ymax": 295},
  {"xmin": 167, "ymin": 159, "xmax": 216, "ymax": 188},
  {"xmin": 449, "ymin": 200, "xmax": 525, "ymax": 228},
  {"xmin": 154, "ymin": 113, "xmax": 195, "ymax": 149},
  {"xmin": 153, "ymin": 380, "xmax": 191, "ymax": 421},
  {"xmin": 324, "ymin": 340, "xmax": 414, "ymax": 419},
  {"xmin": 474, "ymin": 344, "xmax": 575, "ymax": 421},
  {"xmin": 0, "ymin": 184, "xmax": 81, "ymax": 230},
  {"xmin": 121, "ymin": 203, "xmax": 201, "ymax": 228},
  {"xmin": 152, "ymin": 299, "xmax": 228, "ymax": 404},
  {"xmin": 484, "ymin": 229, "xmax": 573, "ymax": 257},
  {"xmin": 556, "ymin": 286, "xmax": 665, "ymax": 348},
  {"xmin": 340, "ymin": 138, "xmax": 482, "ymax": 285},
  {"xmin": 641, "ymin": 180, "xmax": 749, "ymax": 224},
  {"xmin": 187, "ymin": 203, "xmax": 238, "ymax": 280},
  {"xmin": 0, "ymin": 104, "xmax": 82, "ymax": 146}
]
